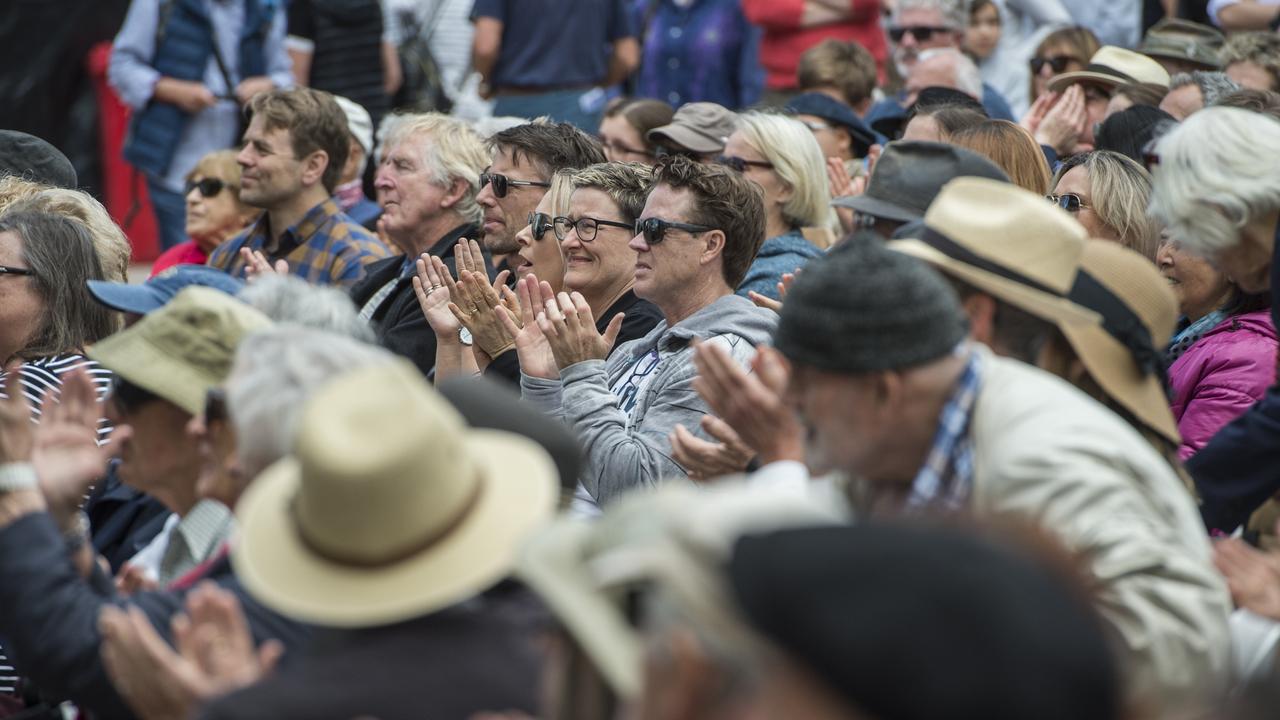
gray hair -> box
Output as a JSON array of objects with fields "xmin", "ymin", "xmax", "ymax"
[
  {"xmin": 237, "ymin": 274, "xmax": 375, "ymax": 342},
  {"xmin": 1053, "ymin": 150, "xmax": 1161, "ymax": 261},
  {"xmin": 1149, "ymin": 106, "xmax": 1280, "ymax": 256},
  {"xmin": 227, "ymin": 327, "xmax": 396, "ymax": 477},
  {"xmin": 917, "ymin": 47, "xmax": 984, "ymax": 99},
  {"xmin": 894, "ymin": 0, "xmax": 966, "ymax": 30},
  {"xmin": 378, "ymin": 112, "xmax": 489, "ymax": 226},
  {"xmin": 733, "ymin": 113, "xmax": 836, "ymax": 230},
  {"xmin": 1170, "ymin": 71, "xmax": 1241, "ymax": 107}
]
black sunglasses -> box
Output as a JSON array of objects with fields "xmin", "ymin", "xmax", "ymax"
[
  {"xmin": 715, "ymin": 155, "xmax": 775, "ymax": 173},
  {"xmin": 552, "ymin": 215, "xmax": 633, "ymax": 242},
  {"xmin": 204, "ymin": 386, "xmax": 228, "ymax": 424},
  {"xmin": 634, "ymin": 216, "xmax": 715, "ymax": 245},
  {"xmin": 528, "ymin": 212, "xmax": 554, "ymax": 240},
  {"xmin": 888, "ymin": 25, "xmax": 952, "ymax": 43},
  {"xmin": 0, "ymin": 265, "xmax": 33, "ymax": 277},
  {"xmin": 184, "ymin": 177, "xmax": 228, "ymax": 198},
  {"xmin": 1029, "ymin": 54, "xmax": 1081, "ymax": 74},
  {"xmin": 480, "ymin": 172, "xmax": 550, "ymax": 199},
  {"xmin": 1048, "ymin": 193, "xmax": 1091, "ymax": 213},
  {"xmin": 111, "ymin": 375, "xmax": 160, "ymax": 415}
]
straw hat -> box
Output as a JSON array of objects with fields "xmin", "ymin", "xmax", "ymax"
[
  {"xmin": 889, "ymin": 177, "xmax": 1100, "ymax": 328},
  {"xmin": 232, "ymin": 359, "xmax": 558, "ymax": 628},
  {"xmin": 1048, "ymin": 46, "xmax": 1172, "ymax": 93},
  {"xmin": 1062, "ymin": 241, "xmax": 1181, "ymax": 445}
]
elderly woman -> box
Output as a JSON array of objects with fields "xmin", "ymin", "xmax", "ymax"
[
  {"xmin": 0, "ymin": 176, "xmax": 132, "ymax": 284},
  {"xmin": 152, "ymin": 150, "xmax": 259, "ymax": 276},
  {"xmin": 721, "ymin": 112, "xmax": 833, "ymax": 301},
  {"xmin": 1149, "ymin": 106, "xmax": 1280, "ymax": 535},
  {"xmin": 1050, "ymin": 150, "xmax": 1161, "ymax": 261}
]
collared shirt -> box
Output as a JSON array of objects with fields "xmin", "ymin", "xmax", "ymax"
[
  {"xmin": 905, "ymin": 345, "xmax": 983, "ymax": 512},
  {"xmin": 207, "ymin": 198, "xmax": 391, "ymax": 287},
  {"xmin": 128, "ymin": 499, "xmax": 236, "ymax": 586}
]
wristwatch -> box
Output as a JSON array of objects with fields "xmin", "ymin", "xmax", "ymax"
[
  {"xmin": 0, "ymin": 463, "xmax": 37, "ymax": 493},
  {"xmin": 459, "ymin": 327, "xmax": 474, "ymax": 346}
]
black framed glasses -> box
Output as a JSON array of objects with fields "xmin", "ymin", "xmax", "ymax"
[
  {"xmin": 204, "ymin": 386, "xmax": 228, "ymax": 424},
  {"xmin": 528, "ymin": 212, "xmax": 554, "ymax": 240},
  {"xmin": 600, "ymin": 138, "xmax": 653, "ymax": 158},
  {"xmin": 634, "ymin": 216, "xmax": 715, "ymax": 245},
  {"xmin": 552, "ymin": 215, "xmax": 633, "ymax": 242},
  {"xmin": 1048, "ymin": 193, "xmax": 1091, "ymax": 213},
  {"xmin": 184, "ymin": 177, "xmax": 228, "ymax": 198},
  {"xmin": 888, "ymin": 25, "xmax": 952, "ymax": 43},
  {"xmin": 480, "ymin": 172, "xmax": 550, "ymax": 199},
  {"xmin": 1029, "ymin": 54, "xmax": 1082, "ymax": 74},
  {"xmin": 715, "ymin": 155, "xmax": 775, "ymax": 173},
  {"xmin": 0, "ymin": 265, "xmax": 33, "ymax": 277},
  {"xmin": 111, "ymin": 375, "xmax": 160, "ymax": 416}
]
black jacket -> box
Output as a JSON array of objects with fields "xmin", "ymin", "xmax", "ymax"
[{"xmin": 348, "ymin": 224, "xmax": 483, "ymax": 377}]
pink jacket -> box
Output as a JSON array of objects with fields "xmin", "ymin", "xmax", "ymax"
[{"xmin": 1169, "ymin": 309, "xmax": 1278, "ymax": 461}]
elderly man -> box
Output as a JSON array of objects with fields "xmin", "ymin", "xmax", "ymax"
[
  {"xmin": 348, "ymin": 113, "xmax": 489, "ymax": 376},
  {"xmin": 904, "ymin": 47, "xmax": 984, "ymax": 107},
  {"xmin": 206, "ymin": 88, "xmax": 390, "ymax": 287},
  {"xmin": 1160, "ymin": 71, "xmax": 1240, "ymax": 119},
  {"xmin": 521, "ymin": 155, "xmax": 775, "ymax": 508},
  {"xmin": 1041, "ymin": 47, "xmax": 1170, "ymax": 155}
]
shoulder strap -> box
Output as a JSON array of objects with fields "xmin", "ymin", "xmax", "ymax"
[{"xmin": 154, "ymin": 0, "xmax": 177, "ymax": 53}]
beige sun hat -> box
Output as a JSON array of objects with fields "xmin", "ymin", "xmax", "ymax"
[
  {"xmin": 232, "ymin": 358, "xmax": 558, "ymax": 628},
  {"xmin": 1048, "ymin": 46, "xmax": 1172, "ymax": 93},
  {"xmin": 86, "ymin": 286, "xmax": 271, "ymax": 415},
  {"xmin": 647, "ymin": 102, "xmax": 738, "ymax": 155},
  {"xmin": 1061, "ymin": 240, "xmax": 1181, "ymax": 445},
  {"xmin": 889, "ymin": 176, "xmax": 1101, "ymax": 329}
]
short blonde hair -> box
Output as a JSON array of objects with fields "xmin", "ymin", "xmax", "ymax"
[
  {"xmin": 570, "ymin": 162, "xmax": 651, "ymax": 221},
  {"xmin": 734, "ymin": 112, "xmax": 835, "ymax": 231},
  {"xmin": 1052, "ymin": 150, "xmax": 1160, "ymax": 261},
  {"xmin": 0, "ymin": 176, "xmax": 131, "ymax": 283},
  {"xmin": 380, "ymin": 112, "xmax": 489, "ymax": 225}
]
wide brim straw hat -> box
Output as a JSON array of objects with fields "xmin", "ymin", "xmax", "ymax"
[{"xmin": 1048, "ymin": 46, "xmax": 1172, "ymax": 93}]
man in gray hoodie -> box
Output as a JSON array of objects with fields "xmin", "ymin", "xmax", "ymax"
[{"xmin": 522, "ymin": 155, "xmax": 776, "ymax": 507}]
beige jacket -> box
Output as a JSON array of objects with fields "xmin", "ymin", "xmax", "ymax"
[{"xmin": 969, "ymin": 348, "xmax": 1231, "ymax": 715}]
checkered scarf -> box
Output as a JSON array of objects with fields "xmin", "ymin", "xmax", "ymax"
[{"xmin": 905, "ymin": 345, "xmax": 983, "ymax": 513}]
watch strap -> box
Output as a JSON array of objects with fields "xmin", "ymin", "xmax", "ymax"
[{"xmin": 0, "ymin": 463, "xmax": 38, "ymax": 493}]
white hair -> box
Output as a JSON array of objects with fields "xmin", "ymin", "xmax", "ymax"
[
  {"xmin": 237, "ymin": 274, "xmax": 375, "ymax": 342},
  {"xmin": 918, "ymin": 47, "xmax": 984, "ymax": 99},
  {"xmin": 1169, "ymin": 71, "xmax": 1240, "ymax": 107},
  {"xmin": 227, "ymin": 327, "xmax": 396, "ymax": 477},
  {"xmin": 378, "ymin": 112, "xmax": 490, "ymax": 225},
  {"xmin": 734, "ymin": 112, "xmax": 835, "ymax": 231},
  {"xmin": 893, "ymin": 0, "xmax": 966, "ymax": 29},
  {"xmin": 1149, "ymin": 107, "xmax": 1280, "ymax": 256}
]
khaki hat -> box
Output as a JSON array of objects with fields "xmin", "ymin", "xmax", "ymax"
[
  {"xmin": 890, "ymin": 176, "xmax": 1100, "ymax": 328},
  {"xmin": 1048, "ymin": 46, "xmax": 1172, "ymax": 93},
  {"xmin": 1140, "ymin": 19, "xmax": 1225, "ymax": 71},
  {"xmin": 233, "ymin": 359, "xmax": 557, "ymax": 628},
  {"xmin": 518, "ymin": 482, "xmax": 843, "ymax": 699},
  {"xmin": 1062, "ymin": 241, "xmax": 1181, "ymax": 445},
  {"xmin": 647, "ymin": 102, "xmax": 738, "ymax": 155},
  {"xmin": 87, "ymin": 286, "xmax": 270, "ymax": 415}
]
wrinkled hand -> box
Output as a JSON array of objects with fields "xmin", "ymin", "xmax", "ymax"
[
  {"xmin": 240, "ymin": 248, "xmax": 288, "ymax": 281},
  {"xmin": 0, "ymin": 365, "xmax": 34, "ymax": 465},
  {"xmin": 748, "ymin": 271, "xmax": 799, "ymax": 313},
  {"xmin": 538, "ymin": 292, "xmax": 623, "ymax": 370},
  {"xmin": 692, "ymin": 344, "xmax": 804, "ymax": 466},
  {"xmin": 669, "ymin": 416, "xmax": 755, "ymax": 481},
  {"xmin": 1214, "ymin": 537, "xmax": 1280, "ymax": 620},
  {"xmin": 33, "ymin": 367, "xmax": 113, "ymax": 524},
  {"xmin": 495, "ymin": 275, "xmax": 559, "ymax": 380},
  {"xmin": 234, "ymin": 76, "xmax": 275, "ymax": 107},
  {"xmin": 1034, "ymin": 85, "xmax": 1088, "ymax": 155},
  {"xmin": 450, "ymin": 268, "xmax": 515, "ymax": 358},
  {"xmin": 413, "ymin": 253, "xmax": 460, "ymax": 338},
  {"xmin": 115, "ymin": 563, "xmax": 159, "ymax": 596}
]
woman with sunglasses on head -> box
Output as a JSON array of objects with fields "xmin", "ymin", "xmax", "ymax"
[
  {"xmin": 720, "ymin": 112, "xmax": 833, "ymax": 302},
  {"xmin": 1049, "ymin": 149, "xmax": 1160, "ymax": 261},
  {"xmin": 151, "ymin": 150, "xmax": 259, "ymax": 277},
  {"xmin": 598, "ymin": 97, "xmax": 674, "ymax": 165}
]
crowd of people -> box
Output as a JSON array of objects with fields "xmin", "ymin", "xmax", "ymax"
[{"xmin": 4, "ymin": 0, "xmax": 1280, "ymax": 718}]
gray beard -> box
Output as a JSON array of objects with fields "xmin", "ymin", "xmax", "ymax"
[{"xmin": 484, "ymin": 230, "xmax": 520, "ymax": 255}]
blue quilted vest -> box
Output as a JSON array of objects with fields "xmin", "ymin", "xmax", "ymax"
[{"xmin": 123, "ymin": 0, "xmax": 275, "ymax": 178}]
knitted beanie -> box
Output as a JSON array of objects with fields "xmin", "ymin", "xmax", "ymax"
[{"xmin": 774, "ymin": 239, "xmax": 968, "ymax": 373}]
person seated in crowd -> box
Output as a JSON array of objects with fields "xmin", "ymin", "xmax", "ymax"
[
  {"xmin": 1093, "ymin": 106, "xmax": 1176, "ymax": 164},
  {"xmin": 1220, "ymin": 32, "xmax": 1280, "ymax": 92},
  {"xmin": 0, "ymin": 129, "xmax": 79, "ymax": 189},
  {"xmin": 0, "ymin": 180, "xmax": 132, "ymax": 288},
  {"xmin": 646, "ymin": 102, "xmax": 737, "ymax": 161},
  {"xmin": 784, "ymin": 92, "xmax": 877, "ymax": 168},
  {"xmin": 722, "ymin": 112, "xmax": 832, "ymax": 301},
  {"xmin": 1027, "ymin": 26, "xmax": 1101, "ymax": 108},
  {"xmin": 331, "ymin": 95, "xmax": 381, "ymax": 230},
  {"xmin": 598, "ymin": 98, "xmax": 674, "ymax": 165},
  {"xmin": 898, "ymin": 95, "xmax": 987, "ymax": 142},
  {"xmin": 796, "ymin": 39, "xmax": 879, "ymax": 117},
  {"xmin": 1214, "ymin": 87, "xmax": 1280, "ymax": 118},
  {"xmin": 1105, "ymin": 81, "xmax": 1171, "ymax": 116},
  {"xmin": 152, "ymin": 150, "xmax": 259, "ymax": 277},
  {"xmin": 949, "ymin": 119, "xmax": 1052, "ymax": 195},
  {"xmin": 1139, "ymin": 18, "xmax": 1226, "ymax": 76},
  {"xmin": 348, "ymin": 113, "xmax": 488, "ymax": 377},
  {"xmin": 961, "ymin": 0, "xmax": 1000, "ymax": 85},
  {"xmin": 1160, "ymin": 71, "xmax": 1239, "ymax": 121},
  {"xmin": 206, "ymin": 88, "xmax": 390, "ymax": 287},
  {"xmin": 520, "ymin": 155, "xmax": 775, "ymax": 508},
  {"xmin": 1160, "ymin": 239, "xmax": 1276, "ymax": 460},
  {"xmin": 767, "ymin": 241, "xmax": 1229, "ymax": 714},
  {"xmin": 1050, "ymin": 150, "xmax": 1160, "ymax": 261},
  {"xmin": 1149, "ymin": 107, "xmax": 1280, "ymax": 536},
  {"xmin": 904, "ymin": 48, "xmax": 986, "ymax": 110},
  {"xmin": 507, "ymin": 171, "xmax": 575, "ymax": 290}
]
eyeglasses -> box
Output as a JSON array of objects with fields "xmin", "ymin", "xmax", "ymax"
[
  {"xmin": 204, "ymin": 386, "xmax": 227, "ymax": 424},
  {"xmin": 0, "ymin": 265, "xmax": 33, "ymax": 277},
  {"xmin": 480, "ymin": 172, "xmax": 550, "ymax": 199},
  {"xmin": 715, "ymin": 155, "xmax": 775, "ymax": 173},
  {"xmin": 1048, "ymin": 193, "xmax": 1091, "ymax": 213},
  {"xmin": 111, "ymin": 375, "xmax": 159, "ymax": 416},
  {"xmin": 800, "ymin": 120, "xmax": 833, "ymax": 133},
  {"xmin": 184, "ymin": 177, "xmax": 229, "ymax": 198},
  {"xmin": 528, "ymin": 212, "xmax": 554, "ymax": 240},
  {"xmin": 633, "ymin": 216, "xmax": 715, "ymax": 245},
  {"xmin": 600, "ymin": 138, "xmax": 653, "ymax": 158},
  {"xmin": 552, "ymin": 215, "xmax": 633, "ymax": 242},
  {"xmin": 1029, "ymin": 55, "xmax": 1082, "ymax": 74},
  {"xmin": 888, "ymin": 25, "xmax": 952, "ymax": 43}
]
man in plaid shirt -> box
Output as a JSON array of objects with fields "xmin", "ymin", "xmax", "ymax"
[{"xmin": 207, "ymin": 88, "xmax": 389, "ymax": 287}]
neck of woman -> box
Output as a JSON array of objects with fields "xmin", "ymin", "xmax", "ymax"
[
  {"xmin": 581, "ymin": 278, "xmax": 635, "ymax": 320},
  {"xmin": 766, "ymin": 213, "xmax": 794, "ymax": 241}
]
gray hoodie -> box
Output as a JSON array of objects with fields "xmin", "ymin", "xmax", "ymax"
[{"xmin": 522, "ymin": 293, "xmax": 778, "ymax": 505}]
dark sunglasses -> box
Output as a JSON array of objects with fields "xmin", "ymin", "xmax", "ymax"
[
  {"xmin": 633, "ymin": 216, "xmax": 714, "ymax": 245},
  {"xmin": 204, "ymin": 386, "xmax": 228, "ymax": 424},
  {"xmin": 480, "ymin": 172, "xmax": 550, "ymax": 199},
  {"xmin": 111, "ymin": 375, "xmax": 160, "ymax": 415},
  {"xmin": 552, "ymin": 215, "xmax": 633, "ymax": 242},
  {"xmin": 1029, "ymin": 54, "xmax": 1082, "ymax": 74},
  {"xmin": 1048, "ymin": 193, "xmax": 1091, "ymax": 213},
  {"xmin": 0, "ymin": 265, "xmax": 33, "ymax": 277},
  {"xmin": 715, "ymin": 155, "xmax": 775, "ymax": 173},
  {"xmin": 184, "ymin": 177, "xmax": 229, "ymax": 198},
  {"xmin": 528, "ymin": 212, "xmax": 554, "ymax": 240},
  {"xmin": 888, "ymin": 25, "xmax": 952, "ymax": 43}
]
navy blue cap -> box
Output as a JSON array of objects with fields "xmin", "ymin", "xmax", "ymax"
[
  {"xmin": 784, "ymin": 93, "xmax": 877, "ymax": 157},
  {"xmin": 88, "ymin": 265, "xmax": 246, "ymax": 315}
]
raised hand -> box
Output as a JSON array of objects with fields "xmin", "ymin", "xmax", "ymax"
[
  {"xmin": 450, "ymin": 268, "xmax": 516, "ymax": 358},
  {"xmin": 1214, "ymin": 536, "xmax": 1280, "ymax": 620},
  {"xmin": 0, "ymin": 365, "xmax": 34, "ymax": 465},
  {"xmin": 413, "ymin": 254, "xmax": 460, "ymax": 337},
  {"xmin": 691, "ymin": 344, "xmax": 804, "ymax": 466},
  {"xmin": 1020, "ymin": 90, "xmax": 1056, "ymax": 136},
  {"xmin": 1034, "ymin": 85, "xmax": 1088, "ymax": 155},
  {"xmin": 33, "ymin": 367, "xmax": 111, "ymax": 525},
  {"xmin": 538, "ymin": 292, "xmax": 623, "ymax": 370},
  {"xmin": 495, "ymin": 275, "xmax": 559, "ymax": 380},
  {"xmin": 748, "ymin": 270, "xmax": 799, "ymax": 313},
  {"xmin": 669, "ymin": 415, "xmax": 755, "ymax": 481},
  {"xmin": 240, "ymin": 248, "xmax": 288, "ymax": 281}
]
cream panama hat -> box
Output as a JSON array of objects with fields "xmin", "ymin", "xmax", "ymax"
[
  {"xmin": 1048, "ymin": 46, "xmax": 1172, "ymax": 93},
  {"xmin": 890, "ymin": 176, "xmax": 1101, "ymax": 329},
  {"xmin": 232, "ymin": 359, "xmax": 558, "ymax": 628}
]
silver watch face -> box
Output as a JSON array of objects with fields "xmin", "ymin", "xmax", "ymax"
[{"xmin": 459, "ymin": 327, "xmax": 473, "ymax": 346}]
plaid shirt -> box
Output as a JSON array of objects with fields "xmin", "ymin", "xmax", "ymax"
[
  {"xmin": 905, "ymin": 344, "xmax": 983, "ymax": 512},
  {"xmin": 206, "ymin": 198, "xmax": 390, "ymax": 288}
]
